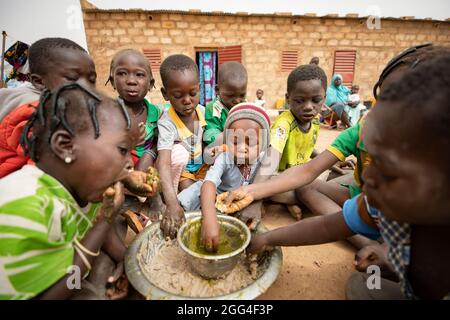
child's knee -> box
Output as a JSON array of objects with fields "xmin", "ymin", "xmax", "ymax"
[{"xmin": 177, "ymin": 181, "xmax": 202, "ymax": 211}]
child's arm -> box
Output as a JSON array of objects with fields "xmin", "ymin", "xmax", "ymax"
[
  {"xmin": 37, "ymin": 183, "xmax": 125, "ymax": 299},
  {"xmin": 249, "ymin": 211, "xmax": 354, "ymax": 253},
  {"xmin": 236, "ymin": 147, "xmax": 281, "ymax": 227},
  {"xmin": 219, "ymin": 125, "xmax": 362, "ymax": 213},
  {"xmin": 248, "ymin": 194, "xmax": 381, "ymax": 253},
  {"xmin": 218, "ymin": 150, "xmax": 340, "ymax": 214},
  {"xmin": 102, "ymin": 225, "xmax": 126, "ymax": 262},
  {"xmin": 157, "ymin": 149, "xmax": 185, "ymax": 238},
  {"xmin": 310, "ymin": 148, "xmax": 320, "ymax": 158},
  {"xmin": 135, "ymin": 153, "xmax": 155, "ymax": 172},
  {"xmin": 200, "ymin": 181, "xmax": 220, "ymax": 252},
  {"xmin": 249, "ymin": 150, "xmax": 338, "ymax": 198}
]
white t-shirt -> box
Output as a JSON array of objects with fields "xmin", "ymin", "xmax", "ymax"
[{"xmin": 254, "ymin": 99, "xmax": 266, "ymax": 108}]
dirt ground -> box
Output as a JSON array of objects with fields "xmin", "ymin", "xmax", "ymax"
[{"xmin": 258, "ymin": 125, "xmax": 357, "ymax": 300}]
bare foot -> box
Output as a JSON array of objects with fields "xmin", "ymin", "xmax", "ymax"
[{"xmin": 287, "ymin": 204, "xmax": 302, "ymax": 221}]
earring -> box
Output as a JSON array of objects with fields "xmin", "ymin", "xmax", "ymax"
[{"xmin": 65, "ymin": 156, "xmax": 72, "ymax": 164}]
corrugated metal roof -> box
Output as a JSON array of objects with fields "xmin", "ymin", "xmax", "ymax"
[{"xmin": 81, "ymin": 7, "xmax": 449, "ymax": 23}]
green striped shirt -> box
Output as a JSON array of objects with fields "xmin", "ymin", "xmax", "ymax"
[{"xmin": 0, "ymin": 165, "xmax": 100, "ymax": 299}]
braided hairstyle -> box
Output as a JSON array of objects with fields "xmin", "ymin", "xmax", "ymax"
[
  {"xmin": 21, "ymin": 83, "xmax": 131, "ymax": 162},
  {"xmin": 373, "ymin": 43, "xmax": 450, "ymax": 99},
  {"xmin": 376, "ymin": 54, "xmax": 450, "ymax": 174}
]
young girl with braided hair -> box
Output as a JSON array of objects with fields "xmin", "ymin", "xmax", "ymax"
[{"xmin": 0, "ymin": 83, "xmax": 156, "ymax": 299}]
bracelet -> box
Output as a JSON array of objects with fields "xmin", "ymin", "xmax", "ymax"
[
  {"xmin": 73, "ymin": 238, "xmax": 100, "ymax": 257},
  {"xmin": 74, "ymin": 245, "xmax": 92, "ymax": 271}
]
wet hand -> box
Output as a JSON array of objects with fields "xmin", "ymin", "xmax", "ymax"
[
  {"xmin": 160, "ymin": 204, "xmax": 185, "ymax": 239},
  {"xmin": 201, "ymin": 216, "xmax": 220, "ymax": 253}
]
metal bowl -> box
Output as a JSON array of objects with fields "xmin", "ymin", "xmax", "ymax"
[
  {"xmin": 125, "ymin": 212, "xmax": 283, "ymax": 300},
  {"xmin": 177, "ymin": 215, "xmax": 251, "ymax": 279}
]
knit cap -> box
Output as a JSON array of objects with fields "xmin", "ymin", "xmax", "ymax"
[{"xmin": 223, "ymin": 103, "xmax": 271, "ymax": 152}]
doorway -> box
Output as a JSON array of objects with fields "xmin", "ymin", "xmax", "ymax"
[{"xmin": 196, "ymin": 50, "xmax": 218, "ymax": 106}]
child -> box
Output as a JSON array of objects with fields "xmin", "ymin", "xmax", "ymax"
[
  {"xmin": 156, "ymin": 54, "xmax": 206, "ymax": 238},
  {"xmin": 177, "ymin": 104, "xmax": 270, "ymax": 250},
  {"xmin": 203, "ymin": 61, "xmax": 247, "ymax": 146},
  {"xmin": 201, "ymin": 104, "xmax": 270, "ymax": 252},
  {"xmin": 0, "ymin": 37, "xmax": 97, "ymax": 178},
  {"xmin": 247, "ymin": 55, "xmax": 450, "ymax": 299},
  {"xmin": 247, "ymin": 64, "xmax": 327, "ymax": 221},
  {"xmin": 0, "ymin": 37, "xmax": 94, "ymax": 121},
  {"xmin": 254, "ymin": 89, "xmax": 266, "ymax": 108},
  {"xmin": 107, "ymin": 49, "xmax": 164, "ymax": 229},
  {"xmin": 345, "ymin": 84, "xmax": 367, "ymax": 126},
  {"xmin": 0, "ymin": 83, "xmax": 155, "ymax": 299},
  {"xmin": 107, "ymin": 49, "xmax": 160, "ymax": 172},
  {"xmin": 219, "ymin": 44, "xmax": 450, "ymax": 250}
]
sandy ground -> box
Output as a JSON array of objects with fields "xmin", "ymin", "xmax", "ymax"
[{"xmin": 257, "ymin": 125, "xmax": 357, "ymax": 300}]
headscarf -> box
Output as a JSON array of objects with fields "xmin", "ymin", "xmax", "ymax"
[{"xmin": 325, "ymin": 74, "xmax": 351, "ymax": 106}]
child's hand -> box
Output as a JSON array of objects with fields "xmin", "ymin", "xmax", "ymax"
[
  {"xmin": 201, "ymin": 215, "xmax": 220, "ymax": 253},
  {"xmin": 355, "ymin": 244, "xmax": 399, "ymax": 281},
  {"xmin": 216, "ymin": 187, "xmax": 254, "ymax": 214},
  {"xmin": 247, "ymin": 234, "xmax": 273, "ymax": 254},
  {"xmin": 99, "ymin": 181, "xmax": 125, "ymax": 223},
  {"xmin": 160, "ymin": 204, "xmax": 185, "ymax": 239},
  {"xmin": 209, "ymin": 144, "xmax": 228, "ymax": 159},
  {"xmin": 137, "ymin": 122, "xmax": 146, "ymax": 146},
  {"xmin": 122, "ymin": 168, "xmax": 160, "ymax": 198}
]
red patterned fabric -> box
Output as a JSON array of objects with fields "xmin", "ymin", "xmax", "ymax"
[{"xmin": 0, "ymin": 100, "xmax": 38, "ymax": 178}]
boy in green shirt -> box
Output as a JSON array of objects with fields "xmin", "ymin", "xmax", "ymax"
[{"xmin": 203, "ymin": 61, "xmax": 247, "ymax": 147}]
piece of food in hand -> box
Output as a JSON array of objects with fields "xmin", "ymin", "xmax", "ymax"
[
  {"xmin": 100, "ymin": 183, "xmax": 124, "ymax": 223},
  {"xmin": 146, "ymin": 166, "xmax": 161, "ymax": 193},
  {"xmin": 215, "ymin": 191, "xmax": 253, "ymax": 214},
  {"xmin": 215, "ymin": 196, "xmax": 227, "ymax": 212}
]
